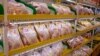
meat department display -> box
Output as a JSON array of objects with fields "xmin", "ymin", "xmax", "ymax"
[
  {"xmin": 2, "ymin": 21, "xmax": 73, "ymax": 50},
  {"xmin": 0, "ymin": 21, "xmax": 95, "ymax": 56}
]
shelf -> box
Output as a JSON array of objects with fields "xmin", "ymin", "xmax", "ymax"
[
  {"xmin": 96, "ymin": 14, "xmax": 100, "ymax": 18},
  {"xmin": 78, "ymin": 15, "xmax": 95, "ymax": 18},
  {"xmin": 94, "ymin": 33, "xmax": 100, "ymax": 41},
  {"xmin": 0, "ymin": 52, "xmax": 4, "ymax": 56},
  {"xmin": 0, "ymin": 14, "xmax": 97, "ymax": 21},
  {"xmin": 0, "ymin": 25, "xmax": 99, "ymax": 56},
  {"xmin": 62, "ymin": 38, "xmax": 92, "ymax": 56},
  {"xmin": 0, "ymin": 14, "xmax": 76, "ymax": 21}
]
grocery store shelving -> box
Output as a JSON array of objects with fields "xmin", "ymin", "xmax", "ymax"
[
  {"xmin": 0, "ymin": 24, "xmax": 99, "ymax": 56},
  {"xmin": 0, "ymin": 0, "xmax": 100, "ymax": 56},
  {"xmin": 0, "ymin": 14, "xmax": 97, "ymax": 21},
  {"xmin": 0, "ymin": 14, "xmax": 76, "ymax": 21},
  {"xmin": 94, "ymin": 33, "xmax": 100, "ymax": 41},
  {"xmin": 62, "ymin": 38, "xmax": 93, "ymax": 56}
]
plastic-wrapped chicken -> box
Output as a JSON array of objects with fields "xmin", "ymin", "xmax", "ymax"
[
  {"xmin": 58, "ymin": 5, "xmax": 73, "ymax": 14},
  {"xmin": 55, "ymin": 22, "xmax": 65, "ymax": 36},
  {"xmin": 46, "ymin": 22, "xmax": 59, "ymax": 38},
  {"xmin": 80, "ymin": 46, "xmax": 93, "ymax": 55},
  {"xmin": 18, "ymin": 24, "xmax": 39, "ymax": 45},
  {"xmin": 67, "ymin": 36, "xmax": 84, "ymax": 48},
  {"xmin": 88, "ymin": 8, "xmax": 94, "ymax": 14},
  {"xmin": 71, "ymin": 49, "xmax": 88, "ymax": 56},
  {"xmin": 72, "ymin": 5, "xmax": 84, "ymax": 14},
  {"xmin": 8, "ymin": 1, "xmax": 32, "ymax": 15},
  {"xmin": 65, "ymin": 22, "xmax": 73, "ymax": 33},
  {"xmin": 29, "ymin": 2, "xmax": 50, "ymax": 14},
  {"xmin": 32, "ymin": 51, "xmax": 41, "ymax": 56},
  {"xmin": 7, "ymin": 24, "xmax": 23, "ymax": 50},
  {"xmin": 82, "ymin": 33, "xmax": 92, "ymax": 39},
  {"xmin": 76, "ymin": 36, "xmax": 84, "ymax": 43},
  {"xmin": 34, "ymin": 23, "xmax": 50, "ymax": 41},
  {"xmin": 79, "ymin": 21, "xmax": 92, "ymax": 27},
  {"xmin": 41, "ymin": 46, "xmax": 54, "ymax": 56},
  {"xmin": 51, "ymin": 42, "xmax": 64, "ymax": 56},
  {"xmin": 67, "ymin": 38, "xmax": 77, "ymax": 48},
  {"xmin": 52, "ymin": 4, "xmax": 65, "ymax": 14}
]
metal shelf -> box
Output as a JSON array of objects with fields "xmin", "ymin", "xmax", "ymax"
[
  {"xmin": 94, "ymin": 33, "xmax": 100, "ymax": 41},
  {"xmin": 0, "ymin": 14, "xmax": 97, "ymax": 22},
  {"xmin": 0, "ymin": 14, "xmax": 76, "ymax": 21},
  {"xmin": 78, "ymin": 15, "xmax": 95, "ymax": 18}
]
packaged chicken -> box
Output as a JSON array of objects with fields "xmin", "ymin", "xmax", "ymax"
[
  {"xmin": 51, "ymin": 42, "xmax": 64, "ymax": 56},
  {"xmin": 46, "ymin": 22, "xmax": 59, "ymax": 38},
  {"xmin": 67, "ymin": 36, "xmax": 84, "ymax": 48},
  {"xmin": 71, "ymin": 49, "xmax": 88, "ymax": 56},
  {"xmin": 72, "ymin": 5, "xmax": 84, "ymax": 15},
  {"xmin": 18, "ymin": 24, "xmax": 39, "ymax": 45},
  {"xmin": 76, "ymin": 24, "xmax": 86, "ymax": 31},
  {"xmin": 32, "ymin": 51, "xmax": 41, "ymax": 56},
  {"xmin": 65, "ymin": 22, "xmax": 73, "ymax": 33},
  {"xmin": 58, "ymin": 5, "xmax": 73, "ymax": 14},
  {"xmin": 51, "ymin": 4, "xmax": 64, "ymax": 14},
  {"xmin": 8, "ymin": 1, "xmax": 32, "ymax": 15},
  {"xmin": 82, "ymin": 32, "xmax": 92, "ymax": 39},
  {"xmin": 67, "ymin": 38, "xmax": 77, "ymax": 48},
  {"xmin": 78, "ymin": 21, "xmax": 92, "ymax": 27},
  {"xmin": 76, "ymin": 36, "xmax": 84, "ymax": 43},
  {"xmin": 55, "ymin": 22, "xmax": 65, "ymax": 36},
  {"xmin": 80, "ymin": 46, "xmax": 93, "ymax": 55},
  {"xmin": 41, "ymin": 46, "xmax": 54, "ymax": 56},
  {"xmin": 29, "ymin": 2, "xmax": 50, "ymax": 14},
  {"xmin": 34, "ymin": 23, "xmax": 50, "ymax": 41},
  {"xmin": 7, "ymin": 24, "xmax": 23, "ymax": 50}
]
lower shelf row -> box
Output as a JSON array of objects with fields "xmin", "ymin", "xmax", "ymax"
[{"xmin": 13, "ymin": 34, "xmax": 92, "ymax": 56}]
